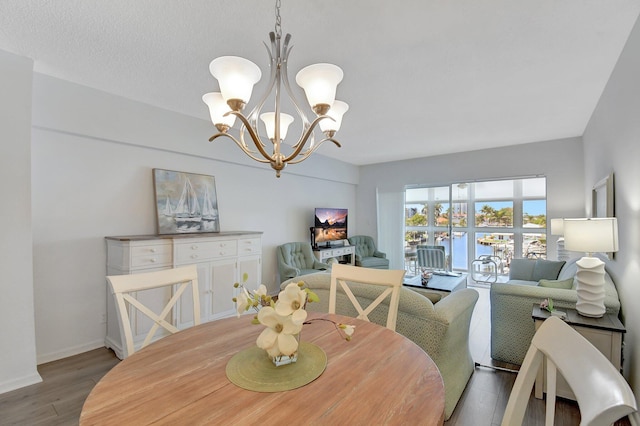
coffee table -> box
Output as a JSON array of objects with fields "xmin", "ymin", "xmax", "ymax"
[{"xmin": 404, "ymin": 272, "xmax": 468, "ymax": 293}]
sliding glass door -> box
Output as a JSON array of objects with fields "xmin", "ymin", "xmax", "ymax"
[{"xmin": 404, "ymin": 177, "xmax": 547, "ymax": 277}]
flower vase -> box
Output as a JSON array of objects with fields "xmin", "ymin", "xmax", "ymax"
[{"xmin": 271, "ymin": 333, "xmax": 299, "ymax": 367}]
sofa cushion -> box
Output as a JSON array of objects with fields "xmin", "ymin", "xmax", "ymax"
[
  {"xmin": 532, "ymin": 260, "xmax": 565, "ymax": 281},
  {"xmin": 538, "ymin": 277, "xmax": 574, "ymax": 289},
  {"xmin": 509, "ymin": 258, "xmax": 536, "ymax": 280},
  {"xmin": 508, "ymin": 279, "xmax": 539, "ymax": 287}
]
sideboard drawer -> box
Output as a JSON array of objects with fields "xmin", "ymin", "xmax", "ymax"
[
  {"xmin": 238, "ymin": 237, "xmax": 262, "ymax": 255},
  {"xmin": 175, "ymin": 240, "xmax": 238, "ymax": 263},
  {"xmin": 107, "ymin": 240, "xmax": 172, "ymax": 270},
  {"xmin": 130, "ymin": 244, "xmax": 172, "ymax": 268}
]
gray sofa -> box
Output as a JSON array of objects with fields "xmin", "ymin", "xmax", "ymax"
[
  {"xmin": 490, "ymin": 255, "xmax": 620, "ymax": 365},
  {"xmin": 282, "ymin": 272, "xmax": 479, "ymax": 420}
]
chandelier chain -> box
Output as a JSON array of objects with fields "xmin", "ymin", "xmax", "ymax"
[{"xmin": 275, "ymin": 0, "xmax": 282, "ymax": 39}]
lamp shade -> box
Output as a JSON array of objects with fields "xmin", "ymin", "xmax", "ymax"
[
  {"xmin": 209, "ymin": 56, "xmax": 262, "ymax": 104},
  {"xmin": 319, "ymin": 100, "xmax": 349, "ymax": 133},
  {"xmin": 202, "ymin": 92, "xmax": 236, "ymax": 127},
  {"xmin": 259, "ymin": 112, "xmax": 294, "ymax": 140},
  {"xmin": 550, "ymin": 218, "xmax": 564, "ymax": 236},
  {"xmin": 295, "ymin": 63, "xmax": 343, "ymax": 110},
  {"xmin": 563, "ymin": 218, "xmax": 619, "ymax": 253}
]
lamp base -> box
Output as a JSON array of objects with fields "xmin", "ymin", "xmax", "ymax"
[
  {"xmin": 575, "ymin": 256, "xmax": 606, "ymax": 318},
  {"xmin": 556, "ymin": 238, "xmax": 570, "ymax": 262}
]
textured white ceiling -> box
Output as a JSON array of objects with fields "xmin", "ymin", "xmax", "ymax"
[{"xmin": 1, "ymin": 1, "xmax": 639, "ymax": 165}]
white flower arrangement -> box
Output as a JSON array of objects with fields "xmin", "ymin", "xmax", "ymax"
[{"xmin": 233, "ymin": 274, "xmax": 355, "ymax": 362}]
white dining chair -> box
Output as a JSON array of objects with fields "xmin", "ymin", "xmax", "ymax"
[
  {"xmin": 502, "ymin": 315, "xmax": 638, "ymax": 426},
  {"xmin": 107, "ymin": 265, "xmax": 201, "ymax": 357},
  {"xmin": 329, "ymin": 263, "xmax": 405, "ymax": 331}
]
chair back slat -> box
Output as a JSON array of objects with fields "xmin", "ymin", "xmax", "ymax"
[
  {"xmin": 329, "ymin": 264, "xmax": 404, "ymax": 330},
  {"xmin": 107, "ymin": 265, "xmax": 201, "ymax": 358}
]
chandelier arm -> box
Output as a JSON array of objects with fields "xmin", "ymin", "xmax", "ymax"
[
  {"xmin": 280, "ymin": 33, "xmax": 313, "ymax": 150},
  {"xmin": 245, "ymin": 34, "xmax": 279, "ymax": 132},
  {"xmin": 287, "ymin": 137, "xmax": 342, "ymax": 165},
  {"xmin": 208, "ymin": 133, "xmax": 272, "ymax": 164},
  {"xmin": 282, "ymin": 115, "xmax": 331, "ymax": 162},
  {"xmin": 230, "ymin": 111, "xmax": 275, "ymax": 162}
]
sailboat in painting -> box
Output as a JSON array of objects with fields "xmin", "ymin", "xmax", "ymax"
[
  {"xmin": 162, "ymin": 197, "xmax": 174, "ymax": 217},
  {"xmin": 174, "ymin": 177, "xmax": 202, "ymax": 232},
  {"xmin": 201, "ymin": 189, "xmax": 219, "ymax": 231}
]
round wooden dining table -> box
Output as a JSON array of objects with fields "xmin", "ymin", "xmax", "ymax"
[{"xmin": 80, "ymin": 312, "xmax": 445, "ymax": 425}]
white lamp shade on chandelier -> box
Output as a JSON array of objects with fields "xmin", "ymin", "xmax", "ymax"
[
  {"xmin": 563, "ymin": 217, "xmax": 618, "ymax": 317},
  {"xmin": 260, "ymin": 112, "xmax": 294, "ymax": 141},
  {"xmin": 295, "ymin": 63, "xmax": 344, "ymax": 112},
  {"xmin": 202, "ymin": 92, "xmax": 236, "ymax": 129},
  {"xmin": 208, "ymin": 56, "xmax": 262, "ymax": 105},
  {"xmin": 319, "ymin": 100, "xmax": 349, "ymax": 133}
]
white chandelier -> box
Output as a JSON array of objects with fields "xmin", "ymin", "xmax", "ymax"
[{"xmin": 202, "ymin": 0, "xmax": 348, "ymax": 177}]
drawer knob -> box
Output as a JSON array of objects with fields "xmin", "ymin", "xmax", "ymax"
[
  {"xmin": 150, "ymin": 258, "xmax": 156, "ymax": 263},
  {"xmin": 191, "ymin": 245, "xmax": 198, "ymax": 250},
  {"xmin": 191, "ymin": 254, "xmax": 199, "ymax": 259},
  {"xmin": 150, "ymin": 248, "xmax": 156, "ymax": 253}
]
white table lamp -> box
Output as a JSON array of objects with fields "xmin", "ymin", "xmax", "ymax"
[
  {"xmin": 563, "ymin": 218, "xmax": 618, "ymax": 317},
  {"xmin": 550, "ymin": 218, "xmax": 569, "ymax": 261}
]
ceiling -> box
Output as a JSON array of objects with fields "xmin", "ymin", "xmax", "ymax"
[{"xmin": 1, "ymin": 1, "xmax": 639, "ymax": 166}]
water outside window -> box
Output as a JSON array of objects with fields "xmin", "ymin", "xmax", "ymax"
[{"xmin": 404, "ymin": 177, "xmax": 547, "ymax": 278}]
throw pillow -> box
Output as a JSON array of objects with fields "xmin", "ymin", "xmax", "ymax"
[
  {"xmin": 538, "ymin": 278, "xmax": 574, "ymax": 289},
  {"xmin": 532, "ymin": 260, "xmax": 566, "ymax": 281}
]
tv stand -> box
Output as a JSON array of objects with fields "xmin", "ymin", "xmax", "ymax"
[{"xmin": 313, "ymin": 245, "xmax": 355, "ymax": 266}]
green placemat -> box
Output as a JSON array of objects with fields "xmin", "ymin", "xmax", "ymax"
[{"xmin": 226, "ymin": 342, "xmax": 327, "ymax": 392}]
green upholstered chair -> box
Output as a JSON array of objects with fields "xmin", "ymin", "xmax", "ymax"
[
  {"xmin": 277, "ymin": 242, "xmax": 330, "ymax": 283},
  {"xmin": 282, "ymin": 272, "xmax": 479, "ymax": 420},
  {"xmin": 347, "ymin": 235, "xmax": 389, "ymax": 269}
]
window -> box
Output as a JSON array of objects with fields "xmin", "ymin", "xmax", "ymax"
[{"xmin": 404, "ymin": 177, "xmax": 547, "ymax": 276}]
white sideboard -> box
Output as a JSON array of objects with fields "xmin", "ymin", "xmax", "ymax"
[
  {"xmin": 105, "ymin": 231, "xmax": 262, "ymax": 359},
  {"xmin": 313, "ymin": 245, "xmax": 355, "ymax": 265}
]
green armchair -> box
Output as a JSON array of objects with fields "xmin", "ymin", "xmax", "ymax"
[
  {"xmin": 277, "ymin": 242, "xmax": 330, "ymax": 283},
  {"xmin": 348, "ymin": 235, "xmax": 389, "ymax": 269},
  {"xmin": 281, "ymin": 272, "xmax": 479, "ymax": 420}
]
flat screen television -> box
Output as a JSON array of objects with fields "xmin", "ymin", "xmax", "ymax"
[{"xmin": 313, "ymin": 208, "xmax": 348, "ymax": 247}]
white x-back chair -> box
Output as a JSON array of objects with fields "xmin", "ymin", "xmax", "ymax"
[
  {"xmin": 502, "ymin": 315, "xmax": 638, "ymax": 426},
  {"xmin": 329, "ymin": 263, "xmax": 405, "ymax": 331},
  {"xmin": 107, "ymin": 265, "xmax": 200, "ymax": 357}
]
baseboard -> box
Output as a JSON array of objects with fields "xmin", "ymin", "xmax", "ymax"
[
  {"xmin": 0, "ymin": 372, "xmax": 42, "ymax": 394},
  {"xmin": 36, "ymin": 339, "xmax": 105, "ymax": 365},
  {"xmin": 104, "ymin": 335, "xmax": 125, "ymax": 360}
]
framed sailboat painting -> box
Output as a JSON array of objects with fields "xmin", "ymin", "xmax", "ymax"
[{"xmin": 153, "ymin": 169, "xmax": 220, "ymax": 234}]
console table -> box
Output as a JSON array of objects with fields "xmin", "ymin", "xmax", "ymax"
[
  {"xmin": 532, "ymin": 305, "xmax": 625, "ymax": 401},
  {"xmin": 313, "ymin": 245, "xmax": 355, "ymax": 265}
]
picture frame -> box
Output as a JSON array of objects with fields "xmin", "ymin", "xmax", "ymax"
[
  {"xmin": 592, "ymin": 172, "xmax": 614, "ymax": 219},
  {"xmin": 592, "ymin": 172, "xmax": 615, "ymax": 259},
  {"xmin": 153, "ymin": 169, "xmax": 220, "ymax": 235}
]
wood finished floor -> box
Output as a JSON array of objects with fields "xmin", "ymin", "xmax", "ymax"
[{"xmin": 0, "ymin": 285, "xmax": 631, "ymax": 425}]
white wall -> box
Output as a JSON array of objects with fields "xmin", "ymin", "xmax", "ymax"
[
  {"xmin": 357, "ymin": 138, "xmax": 586, "ymax": 267},
  {"xmin": 0, "ymin": 51, "xmax": 41, "ymax": 392},
  {"xmin": 25, "ymin": 72, "xmax": 358, "ymax": 365},
  {"xmin": 583, "ymin": 15, "xmax": 640, "ymax": 395}
]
